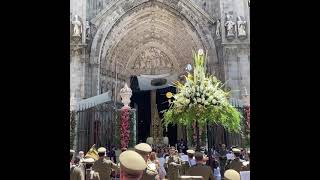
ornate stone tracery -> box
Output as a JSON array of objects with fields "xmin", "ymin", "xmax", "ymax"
[
  {"xmin": 88, "ymin": 0, "xmax": 219, "ymax": 90},
  {"xmin": 133, "ymin": 47, "xmax": 173, "ymax": 70}
]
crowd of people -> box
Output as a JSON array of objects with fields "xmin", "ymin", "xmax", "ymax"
[{"xmin": 70, "ymin": 142, "xmax": 250, "ymax": 180}]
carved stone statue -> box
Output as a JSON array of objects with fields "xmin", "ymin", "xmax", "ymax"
[
  {"xmin": 85, "ymin": 21, "xmax": 90, "ymax": 39},
  {"xmin": 215, "ymin": 19, "xmax": 221, "ymax": 39},
  {"xmin": 72, "ymin": 15, "xmax": 82, "ymax": 37},
  {"xmin": 225, "ymin": 14, "xmax": 235, "ymax": 39},
  {"xmin": 237, "ymin": 16, "xmax": 247, "ymax": 38},
  {"xmin": 120, "ymin": 83, "xmax": 132, "ymax": 109}
]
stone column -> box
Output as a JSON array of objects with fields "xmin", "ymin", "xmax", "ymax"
[
  {"xmin": 70, "ymin": 47, "xmax": 86, "ymax": 100},
  {"xmin": 70, "ymin": 0, "xmax": 87, "ymax": 99}
]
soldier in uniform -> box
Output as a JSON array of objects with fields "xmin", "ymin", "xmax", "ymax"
[
  {"xmin": 71, "ymin": 156, "xmax": 85, "ymax": 180},
  {"xmin": 187, "ymin": 152, "xmax": 215, "ymax": 180},
  {"xmin": 224, "ymin": 169, "xmax": 240, "ymax": 180},
  {"xmin": 83, "ymin": 158, "xmax": 100, "ymax": 180},
  {"xmin": 181, "ymin": 149, "xmax": 196, "ymax": 175},
  {"xmin": 92, "ymin": 147, "xmax": 119, "ymax": 180},
  {"xmin": 134, "ymin": 143, "xmax": 159, "ymax": 180},
  {"xmin": 225, "ymin": 148, "xmax": 245, "ymax": 173},
  {"xmin": 119, "ymin": 150, "xmax": 147, "ymax": 180},
  {"xmin": 165, "ymin": 147, "xmax": 182, "ymax": 180}
]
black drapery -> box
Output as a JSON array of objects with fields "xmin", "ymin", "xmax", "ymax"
[
  {"xmin": 130, "ymin": 76, "xmax": 177, "ymax": 145},
  {"xmin": 156, "ymin": 86, "xmax": 177, "ymax": 146}
]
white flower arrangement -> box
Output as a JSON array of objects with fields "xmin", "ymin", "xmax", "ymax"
[{"xmin": 164, "ymin": 49, "xmax": 241, "ymax": 134}]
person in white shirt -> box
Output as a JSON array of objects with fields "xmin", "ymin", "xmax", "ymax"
[{"xmin": 78, "ymin": 151, "xmax": 85, "ymax": 162}]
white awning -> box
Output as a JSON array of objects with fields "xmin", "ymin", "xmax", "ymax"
[{"xmin": 74, "ymin": 91, "xmax": 112, "ymax": 111}]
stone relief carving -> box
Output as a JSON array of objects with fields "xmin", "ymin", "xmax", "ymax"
[
  {"xmin": 72, "ymin": 15, "xmax": 82, "ymax": 38},
  {"xmin": 225, "ymin": 14, "xmax": 235, "ymax": 39},
  {"xmin": 237, "ymin": 16, "xmax": 247, "ymax": 38},
  {"xmin": 133, "ymin": 47, "xmax": 173, "ymax": 70},
  {"xmin": 215, "ymin": 19, "xmax": 221, "ymax": 39},
  {"xmin": 70, "ymin": 46, "xmax": 83, "ymax": 57}
]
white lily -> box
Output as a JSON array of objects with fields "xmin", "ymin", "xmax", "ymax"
[{"xmin": 198, "ymin": 49, "xmax": 204, "ymax": 56}]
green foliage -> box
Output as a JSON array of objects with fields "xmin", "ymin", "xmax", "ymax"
[{"xmin": 163, "ymin": 49, "xmax": 241, "ymax": 133}]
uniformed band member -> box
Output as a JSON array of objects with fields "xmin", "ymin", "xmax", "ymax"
[
  {"xmin": 187, "ymin": 152, "xmax": 215, "ymax": 180},
  {"xmin": 225, "ymin": 148, "xmax": 245, "ymax": 173},
  {"xmin": 119, "ymin": 150, "xmax": 147, "ymax": 180},
  {"xmin": 71, "ymin": 156, "xmax": 85, "ymax": 180},
  {"xmin": 165, "ymin": 146, "xmax": 182, "ymax": 180},
  {"xmin": 92, "ymin": 147, "xmax": 119, "ymax": 180},
  {"xmin": 181, "ymin": 149, "xmax": 195, "ymax": 175},
  {"xmin": 224, "ymin": 169, "xmax": 240, "ymax": 180},
  {"xmin": 83, "ymin": 158, "xmax": 100, "ymax": 180},
  {"xmin": 134, "ymin": 143, "xmax": 159, "ymax": 180},
  {"xmin": 187, "ymin": 150, "xmax": 196, "ymax": 166}
]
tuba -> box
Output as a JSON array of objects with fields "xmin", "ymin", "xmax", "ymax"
[{"xmin": 85, "ymin": 144, "xmax": 99, "ymax": 160}]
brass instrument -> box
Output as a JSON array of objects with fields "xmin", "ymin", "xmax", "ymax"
[{"xmin": 84, "ymin": 144, "xmax": 99, "ymax": 160}]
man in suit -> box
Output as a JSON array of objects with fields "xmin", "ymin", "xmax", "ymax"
[
  {"xmin": 92, "ymin": 147, "xmax": 119, "ymax": 180},
  {"xmin": 187, "ymin": 152, "xmax": 215, "ymax": 180},
  {"xmin": 119, "ymin": 150, "xmax": 147, "ymax": 180},
  {"xmin": 71, "ymin": 156, "xmax": 85, "ymax": 180},
  {"xmin": 134, "ymin": 143, "xmax": 159, "ymax": 180}
]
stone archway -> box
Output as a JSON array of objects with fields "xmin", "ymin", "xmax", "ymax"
[{"xmin": 89, "ymin": 0, "xmax": 219, "ymax": 97}]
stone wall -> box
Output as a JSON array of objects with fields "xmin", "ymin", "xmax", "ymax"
[
  {"xmin": 218, "ymin": 0, "xmax": 250, "ymax": 97},
  {"xmin": 70, "ymin": 0, "xmax": 250, "ymax": 100}
]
